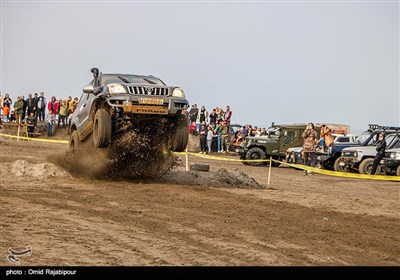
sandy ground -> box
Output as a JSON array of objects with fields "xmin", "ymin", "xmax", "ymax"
[{"xmin": 0, "ymin": 138, "xmax": 399, "ymax": 266}]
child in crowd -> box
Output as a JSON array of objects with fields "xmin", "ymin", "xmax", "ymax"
[
  {"xmin": 46, "ymin": 110, "xmax": 55, "ymax": 137},
  {"xmin": 206, "ymin": 125, "xmax": 214, "ymax": 154},
  {"xmin": 26, "ymin": 111, "xmax": 37, "ymax": 137}
]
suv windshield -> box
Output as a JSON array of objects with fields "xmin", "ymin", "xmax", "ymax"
[
  {"xmin": 355, "ymin": 131, "xmax": 372, "ymax": 144},
  {"xmin": 100, "ymin": 74, "xmax": 165, "ymax": 86}
]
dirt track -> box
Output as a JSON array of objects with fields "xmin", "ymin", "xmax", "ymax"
[{"xmin": 0, "ymin": 138, "xmax": 399, "ymax": 266}]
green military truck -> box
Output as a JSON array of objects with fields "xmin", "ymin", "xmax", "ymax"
[{"xmin": 237, "ymin": 123, "xmax": 348, "ymax": 166}]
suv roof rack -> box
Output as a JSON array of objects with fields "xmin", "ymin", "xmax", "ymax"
[{"xmin": 368, "ymin": 124, "xmax": 400, "ymax": 132}]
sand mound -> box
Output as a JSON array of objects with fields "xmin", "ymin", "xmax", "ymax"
[
  {"xmin": 162, "ymin": 168, "xmax": 262, "ymax": 189},
  {"xmin": 9, "ymin": 160, "xmax": 70, "ymax": 177}
]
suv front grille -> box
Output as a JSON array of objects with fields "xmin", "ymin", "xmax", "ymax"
[{"xmin": 128, "ymin": 86, "xmax": 169, "ymax": 96}]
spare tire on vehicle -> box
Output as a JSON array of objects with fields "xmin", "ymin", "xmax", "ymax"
[{"xmin": 93, "ymin": 109, "xmax": 112, "ymax": 148}]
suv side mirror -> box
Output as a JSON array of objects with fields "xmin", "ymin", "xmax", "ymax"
[{"xmin": 83, "ymin": 85, "xmax": 94, "ymax": 93}]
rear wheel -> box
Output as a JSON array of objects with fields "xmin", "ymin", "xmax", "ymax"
[
  {"xmin": 333, "ymin": 157, "xmax": 346, "ymax": 172},
  {"xmin": 245, "ymin": 147, "xmax": 267, "ymax": 166},
  {"xmin": 359, "ymin": 158, "xmax": 379, "ymax": 174},
  {"xmin": 93, "ymin": 109, "xmax": 112, "ymax": 148},
  {"xmin": 171, "ymin": 115, "xmax": 189, "ymax": 152},
  {"xmin": 69, "ymin": 130, "xmax": 79, "ymax": 151}
]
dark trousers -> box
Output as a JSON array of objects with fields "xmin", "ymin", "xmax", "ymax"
[
  {"xmin": 371, "ymin": 154, "xmax": 383, "ymax": 175},
  {"xmin": 47, "ymin": 123, "xmax": 53, "ymax": 137},
  {"xmin": 303, "ymin": 152, "xmax": 316, "ymax": 167},
  {"xmin": 27, "ymin": 125, "xmax": 35, "ymax": 137},
  {"xmin": 38, "ymin": 108, "xmax": 46, "ymax": 122},
  {"xmin": 200, "ymin": 136, "xmax": 207, "ymax": 152},
  {"xmin": 58, "ymin": 114, "xmax": 66, "ymax": 128}
]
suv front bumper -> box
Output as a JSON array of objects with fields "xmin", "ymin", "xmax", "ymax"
[
  {"xmin": 339, "ymin": 156, "xmax": 359, "ymax": 169},
  {"xmin": 106, "ymin": 95, "xmax": 189, "ymax": 116}
]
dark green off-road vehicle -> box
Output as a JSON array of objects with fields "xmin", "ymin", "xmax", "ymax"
[{"xmin": 238, "ymin": 123, "xmax": 319, "ymax": 166}]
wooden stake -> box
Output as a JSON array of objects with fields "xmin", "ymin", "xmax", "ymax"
[{"xmin": 267, "ymin": 156, "xmax": 272, "ymax": 187}]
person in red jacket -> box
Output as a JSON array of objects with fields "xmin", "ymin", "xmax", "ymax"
[{"xmin": 47, "ymin": 96, "xmax": 59, "ymax": 116}]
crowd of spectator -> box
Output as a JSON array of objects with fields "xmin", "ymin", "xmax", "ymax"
[
  {"xmin": 0, "ymin": 92, "xmax": 79, "ymax": 137},
  {"xmin": 183, "ymin": 103, "xmax": 272, "ymax": 154}
]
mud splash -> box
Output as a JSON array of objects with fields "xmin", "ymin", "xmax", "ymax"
[{"xmin": 55, "ymin": 130, "xmax": 180, "ymax": 179}]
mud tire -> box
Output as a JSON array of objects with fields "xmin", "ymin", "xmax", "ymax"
[
  {"xmin": 245, "ymin": 147, "xmax": 267, "ymax": 166},
  {"xmin": 93, "ymin": 109, "xmax": 112, "ymax": 148},
  {"xmin": 333, "ymin": 157, "xmax": 346, "ymax": 172},
  {"xmin": 359, "ymin": 158, "xmax": 379, "ymax": 174},
  {"xmin": 69, "ymin": 130, "xmax": 80, "ymax": 151},
  {"xmin": 171, "ymin": 115, "xmax": 189, "ymax": 152}
]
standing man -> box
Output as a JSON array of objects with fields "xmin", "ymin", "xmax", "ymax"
[
  {"xmin": 36, "ymin": 92, "xmax": 47, "ymax": 123},
  {"xmin": 26, "ymin": 93, "xmax": 37, "ymax": 118},
  {"xmin": 302, "ymin": 123, "xmax": 317, "ymax": 175},
  {"xmin": 13, "ymin": 96, "xmax": 24, "ymax": 125},
  {"xmin": 20, "ymin": 95, "xmax": 27, "ymax": 122},
  {"xmin": 189, "ymin": 104, "xmax": 198, "ymax": 125},
  {"xmin": 223, "ymin": 105, "xmax": 232, "ymax": 128},
  {"xmin": 220, "ymin": 120, "xmax": 229, "ymax": 153}
]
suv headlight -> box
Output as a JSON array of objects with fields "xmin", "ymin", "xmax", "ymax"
[
  {"xmin": 108, "ymin": 83, "xmax": 127, "ymax": 94},
  {"xmin": 172, "ymin": 88, "xmax": 185, "ymax": 98},
  {"xmin": 342, "ymin": 151, "xmax": 357, "ymax": 157},
  {"xmin": 390, "ymin": 152, "xmax": 400, "ymax": 159}
]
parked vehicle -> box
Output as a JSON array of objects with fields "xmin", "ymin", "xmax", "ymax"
[
  {"xmin": 317, "ymin": 124, "xmax": 399, "ymax": 171},
  {"xmin": 238, "ymin": 123, "xmax": 348, "ymax": 166},
  {"xmin": 381, "ymin": 148, "xmax": 400, "ymax": 176},
  {"xmin": 286, "ymin": 133, "xmax": 356, "ymax": 165},
  {"xmin": 338, "ymin": 131, "xmax": 400, "ymax": 174},
  {"xmin": 227, "ymin": 123, "xmax": 242, "ymax": 152}
]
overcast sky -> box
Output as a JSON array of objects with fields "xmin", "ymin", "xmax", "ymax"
[{"xmin": 1, "ymin": 0, "xmax": 399, "ymax": 133}]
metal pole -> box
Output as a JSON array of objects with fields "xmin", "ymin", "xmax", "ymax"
[
  {"xmin": 267, "ymin": 156, "xmax": 272, "ymax": 187},
  {"xmin": 185, "ymin": 147, "xmax": 189, "ymax": 171}
]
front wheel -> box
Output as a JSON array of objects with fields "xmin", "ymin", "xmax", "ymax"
[
  {"xmin": 333, "ymin": 157, "xmax": 347, "ymax": 172},
  {"xmin": 171, "ymin": 115, "xmax": 189, "ymax": 152},
  {"xmin": 93, "ymin": 109, "xmax": 112, "ymax": 148},
  {"xmin": 69, "ymin": 130, "xmax": 80, "ymax": 151},
  {"xmin": 245, "ymin": 147, "xmax": 267, "ymax": 166},
  {"xmin": 359, "ymin": 158, "xmax": 379, "ymax": 174}
]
